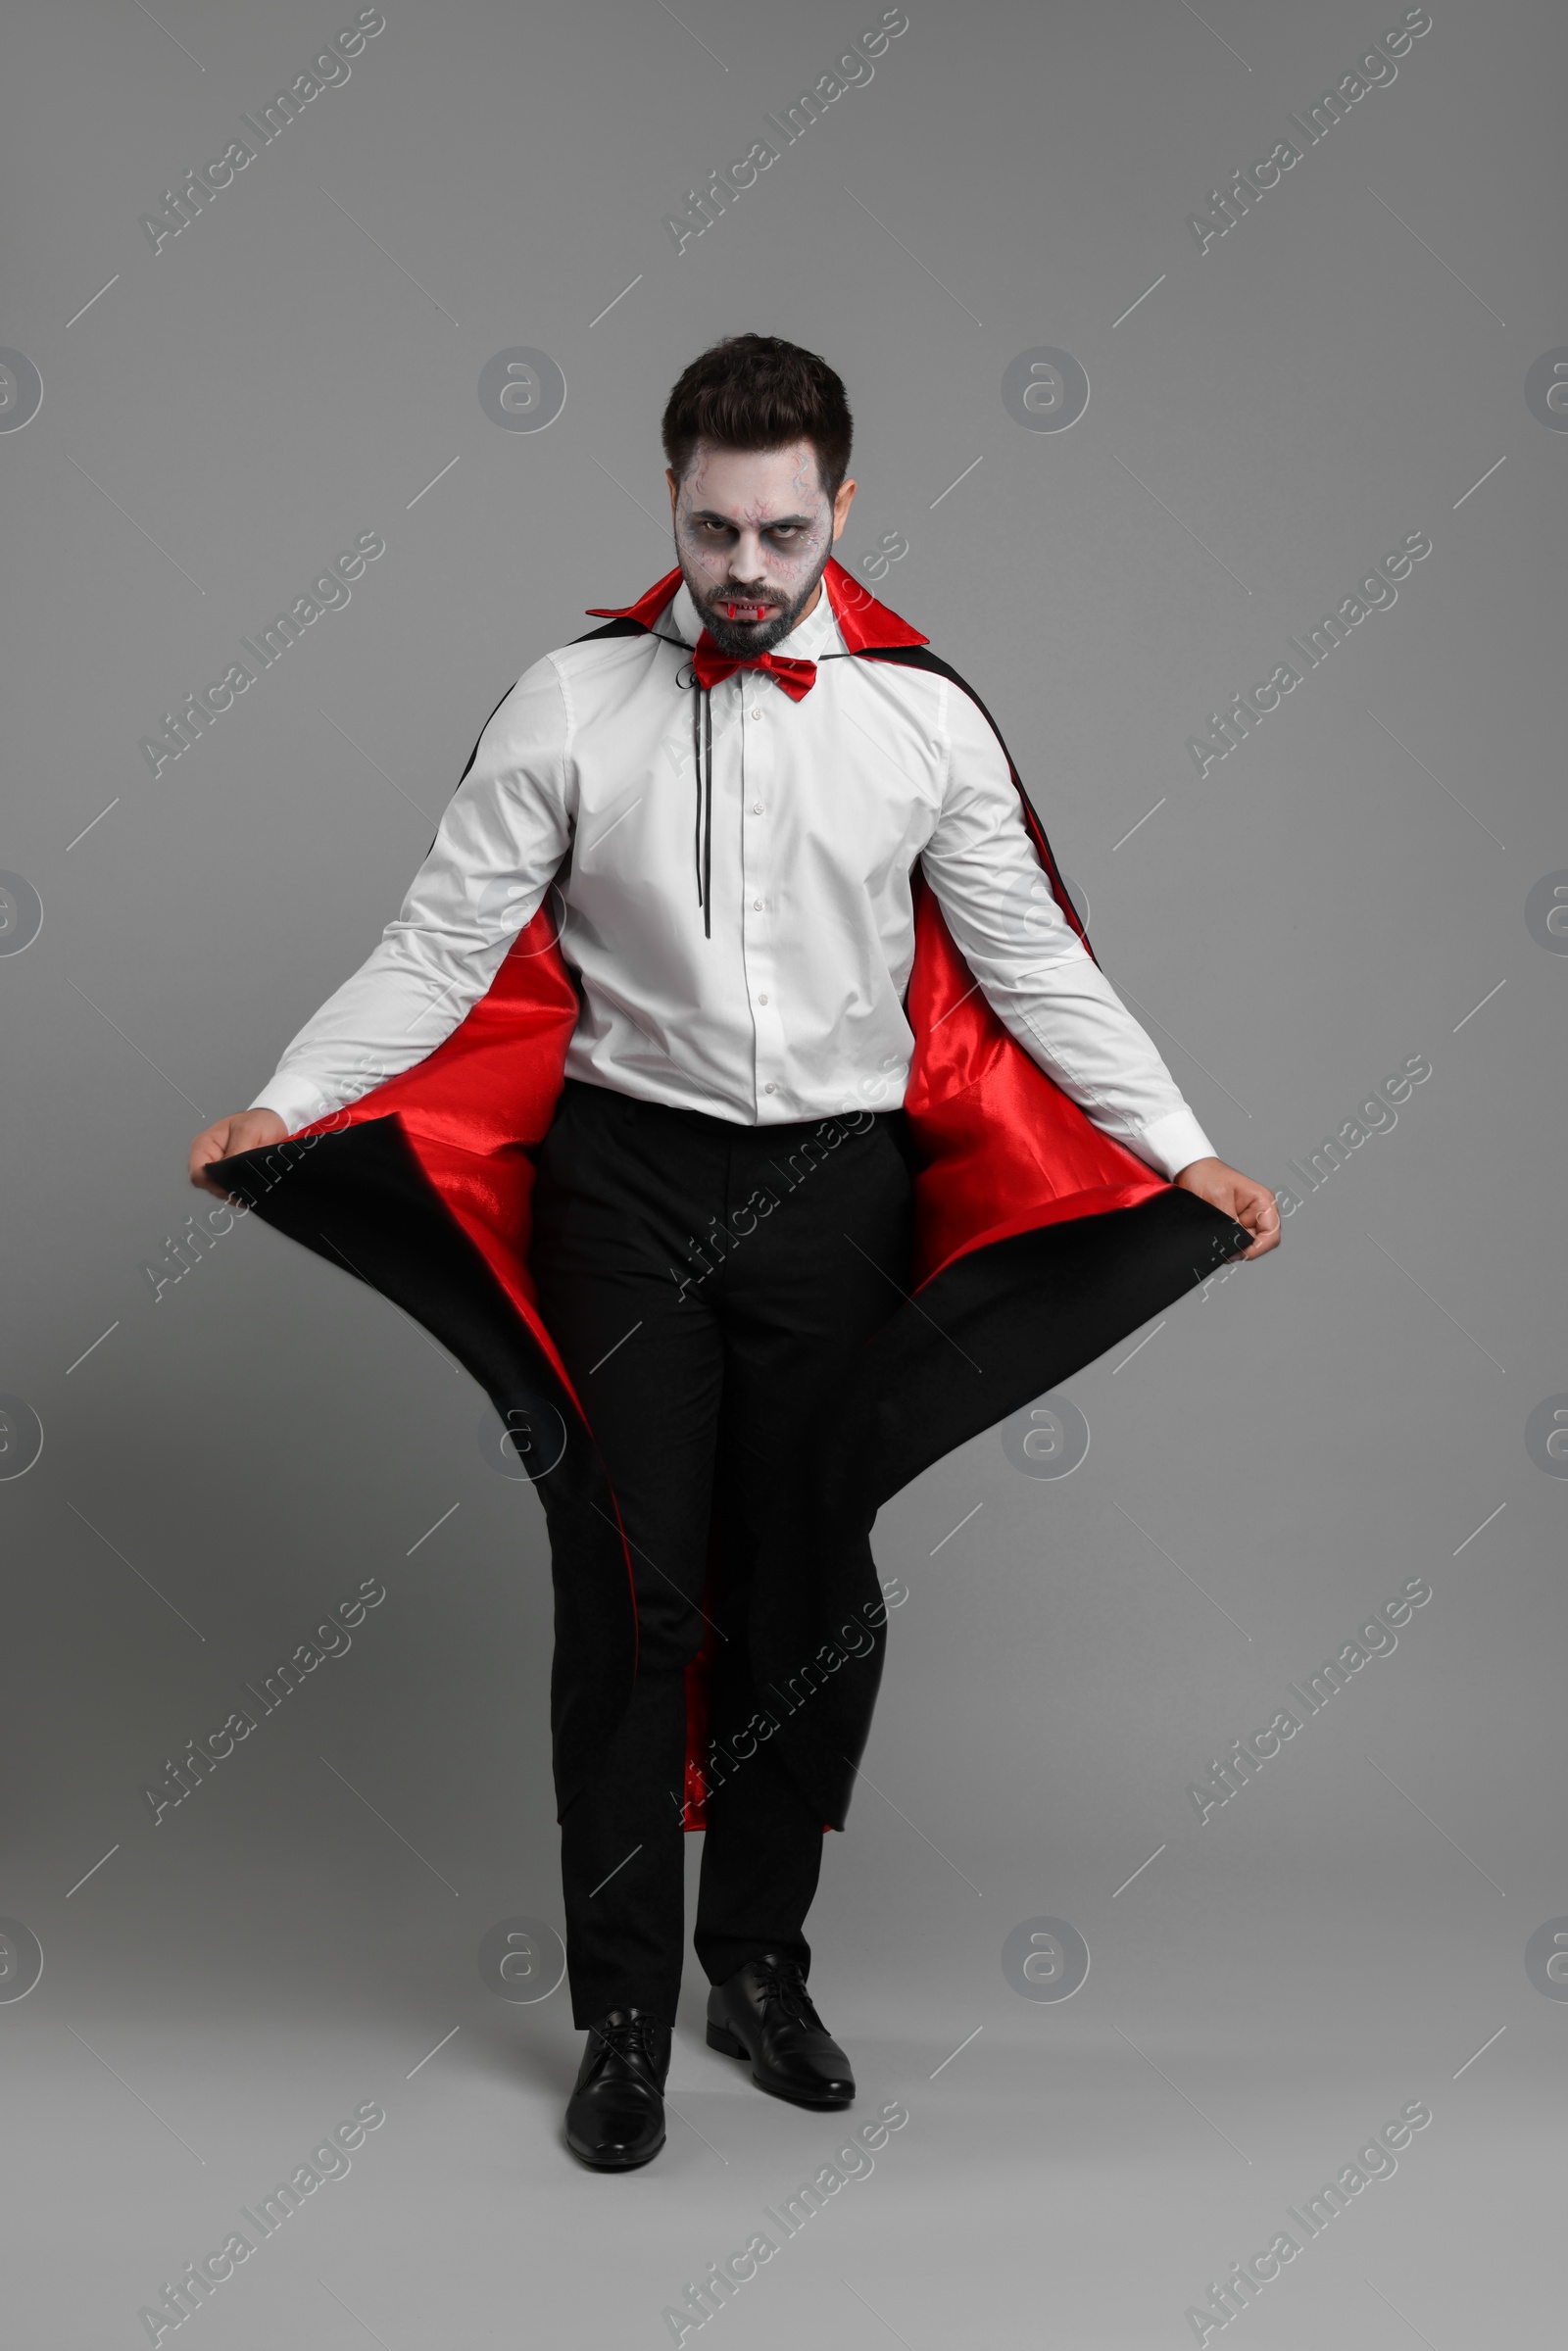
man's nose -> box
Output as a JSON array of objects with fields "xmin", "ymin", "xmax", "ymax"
[{"xmin": 726, "ymin": 532, "xmax": 767, "ymax": 577}]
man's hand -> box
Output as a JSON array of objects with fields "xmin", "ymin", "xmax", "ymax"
[
  {"xmin": 188, "ymin": 1108, "xmax": 286, "ymax": 1198},
  {"xmin": 1173, "ymin": 1156, "xmax": 1281, "ymax": 1259}
]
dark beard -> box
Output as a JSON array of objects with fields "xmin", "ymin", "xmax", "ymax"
[{"xmin": 685, "ymin": 547, "xmax": 831, "ymax": 658}]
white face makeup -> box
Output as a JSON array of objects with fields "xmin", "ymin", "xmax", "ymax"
[{"xmin": 666, "ymin": 440, "xmax": 857, "ymax": 657}]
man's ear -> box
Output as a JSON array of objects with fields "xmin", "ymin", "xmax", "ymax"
[
  {"xmin": 665, "ymin": 466, "xmax": 679, "ymax": 517},
  {"xmin": 831, "ymin": 477, "xmax": 858, "ymax": 542}
]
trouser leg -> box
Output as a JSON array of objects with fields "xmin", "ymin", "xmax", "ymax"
[
  {"xmin": 693, "ymin": 1111, "xmax": 913, "ymax": 1986},
  {"xmin": 553, "ymin": 1666, "xmax": 692, "ymax": 2028},
  {"xmin": 692, "ymin": 1704, "xmax": 829, "ymax": 1984},
  {"xmin": 531, "ymin": 1085, "xmax": 723, "ymax": 2028}
]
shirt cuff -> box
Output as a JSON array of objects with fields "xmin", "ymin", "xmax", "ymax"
[
  {"xmin": 1130, "ymin": 1106, "xmax": 1217, "ymax": 1182},
  {"xmin": 247, "ymin": 1073, "xmax": 333, "ymax": 1138}
]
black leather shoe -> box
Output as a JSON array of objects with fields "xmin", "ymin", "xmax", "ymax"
[
  {"xmin": 564, "ymin": 2007, "xmax": 671, "ymax": 2170},
  {"xmin": 706, "ymin": 1953, "xmax": 855, "ymax": 2108}
]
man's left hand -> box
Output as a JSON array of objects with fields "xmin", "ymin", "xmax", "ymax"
[{"xmin": 1173, "ymin": 1157, "xmax": 1281, "ymax": 1259}]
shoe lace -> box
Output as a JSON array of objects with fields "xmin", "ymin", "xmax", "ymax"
[
  {"xmin": 591, "ymin": 2011, "xmax": 662, "ymax": 2070},
  {"xmin": 752, "ymin": 1956, "xmax": 819, "ymax": 2028}
]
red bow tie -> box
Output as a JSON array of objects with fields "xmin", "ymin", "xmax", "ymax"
[{"xmin": 690, "ymin": 633, "xmax": 817, "ymax": 701}]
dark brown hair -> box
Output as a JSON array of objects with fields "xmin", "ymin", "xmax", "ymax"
[{"xmin": 661, "ymin": 334, "xmax": 854, "ymax": 497}]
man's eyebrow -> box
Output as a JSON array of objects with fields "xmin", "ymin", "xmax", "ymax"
[{"xmin": 684, "ymin": 508, "xmax": 815, "ymax": 529}]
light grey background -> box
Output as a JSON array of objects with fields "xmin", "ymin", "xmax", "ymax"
[{"xmin": 3, "ymin": 1, "xmax": 1563, "ymax": 2342}]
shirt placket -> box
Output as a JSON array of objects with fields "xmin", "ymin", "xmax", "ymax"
[{"xmin": 738, "ymin": 677, "xmax": 784, "ymax": 1113}]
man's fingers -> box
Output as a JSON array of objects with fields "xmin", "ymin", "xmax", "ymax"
[
  {"xmin": 188, "ymin": 1121, "xmax": 231, "ymax": 1184},
  {"xmin": 1241, "ymin": 1200, "xmax": 1281, "ymax": 1256},
  {"xmin": 1227, "ymin": 1180, "xmax": 1281, "ymax": 1259},
  {"xmin": 188, "ymin": 1116, "xmax": 249, "ymax": 1190},
  {"xmin": 189, "ymin": 1107, "xmax": 287, "ymax": 1192}
]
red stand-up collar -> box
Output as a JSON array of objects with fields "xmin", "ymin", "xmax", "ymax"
[
  {"xmin": 585, "ymin": 558, "xmax": 928, "ymax": 652},
  {"xmin": 819, "ymin": 557, "xmax": 929, "ymax": 650},
  {"xmin": 584, "ymin": 567, "xmax": 684, "ymax": 631}
]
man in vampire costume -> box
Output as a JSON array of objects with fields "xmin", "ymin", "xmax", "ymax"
[{"xmin": 191, "ymin": 335, "xmax": 1280, "ymax": 2171}]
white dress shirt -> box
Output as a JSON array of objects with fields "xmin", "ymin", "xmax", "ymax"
[{"xmin": 251, "ymin": 579, "xmax": 1216, "ymax": 1180}]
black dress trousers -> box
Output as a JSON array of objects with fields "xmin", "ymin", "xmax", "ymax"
[{"xmin": 528, "ymin": 1076, "xmax": 914, "ymax": 2028}]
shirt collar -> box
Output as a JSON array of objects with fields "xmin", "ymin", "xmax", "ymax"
[{"xmin": 664, "ymin": 577, "xmax": 845, "ymax": 660}]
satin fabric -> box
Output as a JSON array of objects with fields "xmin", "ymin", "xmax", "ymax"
[{"xmin": 689, "ymin": 637, "xmax": 817, "ymax": 700}]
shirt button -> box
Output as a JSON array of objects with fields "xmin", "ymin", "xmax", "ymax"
[
  {"xmin": 752, "ymin": 802, "xmax": 763, "ymax": 814},
  {"xmin": 753, "ymin": 899, "xmax": 762, "ymax": 910},
  {"xmin": 764, "ymin": 1081, "xmax": 777, "ymax": 1094},
  {"xmin": 751, "ymin": 708, "xmax": 762, "ymax": 721},
  {"xmin": 758, "ymin": 993, "xmax": 768, "ymax": 1005}
]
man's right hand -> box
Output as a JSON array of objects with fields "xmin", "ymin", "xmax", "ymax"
[{"xmin": 188, "ymin": 1108, "xmax": 287, "ymax": 1198}]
